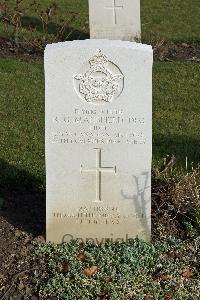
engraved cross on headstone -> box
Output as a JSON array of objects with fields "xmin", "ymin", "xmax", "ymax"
[
  {"xmin": 81, "ymin": 148, "xmax": 117, "ymax": 202},
  {"xmin": 104, "ymin": 0, "xmax": 124, "ymax": 25}
]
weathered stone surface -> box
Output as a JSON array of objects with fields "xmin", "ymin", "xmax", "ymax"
[{"xmin": 45, "ymin": 40, "xmax": 153, "ymax": 243}]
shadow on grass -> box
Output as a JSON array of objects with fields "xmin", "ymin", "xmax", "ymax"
[
  {"xmin": 153, "ymin": 134, "xmax": 200, "ymax": 167},
  {"xmin": 0, "ymin": 159, "xmax": 45, "ymax": 236},
  {"xmin": 20, "ymin": 15, "xmax": 89, "ymax": 41}
]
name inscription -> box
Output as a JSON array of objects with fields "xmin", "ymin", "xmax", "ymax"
[{"xmin": 51, "ymin": 108, "xmax": 147, "ymax": 145}]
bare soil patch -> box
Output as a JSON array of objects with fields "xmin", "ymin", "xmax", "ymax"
[
  {"xmin": 154, "ymin": 41, "xmax": 200, "ymax": 62},
  {"xmin": 0, "ymin": 37, "xmax": 43, "ymax": 62},
  {"xmin": 0, "ymin": 37, "xmax": 200, "ymax": 63},
  {"xmin": 0, "ymin": 190, "xmax": 45, "ymax": 300}
]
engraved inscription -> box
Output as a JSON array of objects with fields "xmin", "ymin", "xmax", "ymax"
[
  {"xmin": 81, "ymin": 148, "xmax": 117, "ymax": 202},
  {"xmin": 104, "ymin": 0, "xmax": 124, "ymax": 25},
  {"xmin": 51, "ymin": 108, "xmax": 147, "ymax": 145},
  {"xmin": 74, "ymin": 50, "xmax": 124, "ymax": 104},
  {"xmin": 53, "ymin": 206, "xmax": 147, "ymax": 226}
]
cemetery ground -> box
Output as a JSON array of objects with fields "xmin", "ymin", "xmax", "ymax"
[{"xmin": 0, "ymin": 0, "xmax": 200, "ymax": 299}]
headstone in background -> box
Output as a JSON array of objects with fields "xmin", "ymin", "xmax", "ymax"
[
  {"xmin": 45, "ymin": 40, "xmax": 152, "ymax": 243},
  {"xmin": 89, "ymin": 0, "xmax": 141, "ymax": 41}
]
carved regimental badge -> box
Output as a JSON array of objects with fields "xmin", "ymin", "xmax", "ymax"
[{"xmin": 74, "ymin": 50, "xmax": 124, "ymax": 104}]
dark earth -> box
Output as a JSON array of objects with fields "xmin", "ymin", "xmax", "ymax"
[{"xmin": 0, "ymin": 37, "xmax": 200, "ymax": 63}]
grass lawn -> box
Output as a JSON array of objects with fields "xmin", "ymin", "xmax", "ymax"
[
  {"xmin": 0, "ymin": 59, "xmax": 44, "ymax": 190},
  {"xmin": 0, "ymin": 58, "xmax": 199, "ymax": 190},
  {"xmin": 142, "ymin": 0, "xmax": 200, "ymax": 43},
  {"xmin": 153, "ymin": 62, "xmax": 200, "ymax": 168},
  {"xmin": 0, "ymin": 0, "xmax": 199, "ymax": 43}
]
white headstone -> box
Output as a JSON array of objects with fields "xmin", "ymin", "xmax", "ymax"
[
  {"xmin": 89, "ymin": 0, "xmax": 141, "ymax": 41},
  {"xmin": 45, "ymin": 40, "xmax": 153, "ymax": 244}
]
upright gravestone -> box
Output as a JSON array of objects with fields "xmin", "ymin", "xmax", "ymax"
[
  {"xmin": 45, "ymin": 40, "xmax": 153, "ymax": 243},
  {"xmin": 89, "ymin": 0, "xmax": 141, "ymax": 41}
]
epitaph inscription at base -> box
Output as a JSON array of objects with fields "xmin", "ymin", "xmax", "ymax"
[{"xmin": 45, "ymin": 40, "xmax": 153, "ymax": 243}]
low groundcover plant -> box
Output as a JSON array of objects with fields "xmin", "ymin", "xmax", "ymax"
[{"xmin": 34, "ymin": 237, "xmax": 200, "ymax": 300}]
